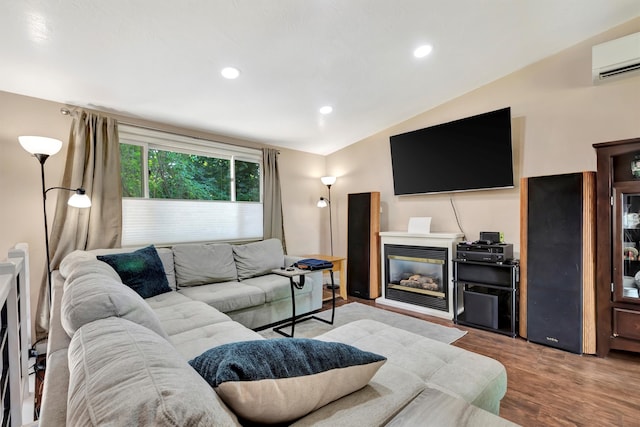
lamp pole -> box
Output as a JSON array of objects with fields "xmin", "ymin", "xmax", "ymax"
[
  {"xmin": 36, "ymin": 155, "xmax": 54, "ymax": 303},
  {"xmin": 319, "ymin": 176, "xmax": 337, "ymax": 257},
  {"xmin": 327, "ymin": 184, "xmax": 333, "ymax": 256},
  {"xmin": 39, "ymin": 185, "xmax": 91, "ymax": 303}
]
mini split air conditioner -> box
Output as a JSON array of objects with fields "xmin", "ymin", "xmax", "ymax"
[{"xmin": 592, "ymin": 31, "xmax": 640, "ymax": 84}]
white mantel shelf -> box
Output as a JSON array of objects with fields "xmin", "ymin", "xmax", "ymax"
[
  {"xmin": 376, "ymin": 231, "xmax": 464, "ymax": 320},
  {"xmin": 379, "ymin": 231, "xmax": 464, "ymax": 239}
]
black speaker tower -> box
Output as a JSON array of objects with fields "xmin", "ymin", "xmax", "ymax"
[
  {"xmin": 521, "ymin": 172, "xmax": 596, "ymax": 354},
  {"xmin": 347, "ymin": 192, "xmax": 380, "ymax": 299}
]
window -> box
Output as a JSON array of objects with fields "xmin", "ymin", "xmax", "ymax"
[{"xmin": 118, "ymin": 125, "xmax": 263, "ymax": 246}]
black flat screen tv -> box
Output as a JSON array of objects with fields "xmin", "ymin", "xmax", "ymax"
[{"xmin": 390, "ymin": 107, "xmax": 514, "ymax": 195}]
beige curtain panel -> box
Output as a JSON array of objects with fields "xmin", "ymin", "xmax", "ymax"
[
  {"xmin": 262, "ymin": 148, "xmax": 286, "ymax": 252},
  {"xmin": 35, "ymin": 111, "xmax": 122, "ymax": 340}
]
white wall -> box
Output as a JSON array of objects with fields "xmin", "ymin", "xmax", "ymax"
[{"xmin": 326, "ymin": 18, "xmax": 640, "ymax": 257}]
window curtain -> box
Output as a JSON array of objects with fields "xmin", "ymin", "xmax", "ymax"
[
  {"xmin": 35, "ymin": 110, "xmax": 122, "ymax": 340},
  {"xmin": 262, "ymin": 148, "xmax": 286, "ymax": 252}
]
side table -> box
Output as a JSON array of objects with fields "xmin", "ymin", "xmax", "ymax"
[
  {"xmin": 304, "ymin": 254, "xmax": 347, "ymax": 301},
  {"xmin": 271, "ymin": 267, "xmax": 336, "ymax": 337}
]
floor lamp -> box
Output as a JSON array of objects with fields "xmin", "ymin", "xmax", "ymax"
[
  {"xmin": 317, "ymin": 176, "xmax": 337, "ymax": 289},
  {"xmin": 19, "ymin": 136, "xmax": 92, "ymax": 303},
  {"xmin": 317, "ymin": 176, "xmax": 336, "ymax": 256}
]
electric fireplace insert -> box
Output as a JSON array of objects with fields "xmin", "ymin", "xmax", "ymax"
[{"xmin": 384, "ymin": 244, "xmax": 448, "ymax": 311}]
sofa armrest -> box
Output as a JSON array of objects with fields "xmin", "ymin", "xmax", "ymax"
[
  {"xmin": 40, "ymin": 349, "xmax": 69, "ymax": 427},
  {"xmin": 48, "ymin": 271, "xmax": 72, "ymax": 356}
]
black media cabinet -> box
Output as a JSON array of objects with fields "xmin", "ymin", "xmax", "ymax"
[{"xmin": 453, "ymin": 259, "xmax": 519, "ymax": 337}]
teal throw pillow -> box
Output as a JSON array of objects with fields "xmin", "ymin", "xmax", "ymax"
[
  {"xmin": 97, "ymin": 245, "xmax": 171, "ymax": 299},
  {"xmin": 189, "ymin": 338, "xmax": 386, "ymax": 424}
]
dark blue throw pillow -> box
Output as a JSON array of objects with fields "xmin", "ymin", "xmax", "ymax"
[
  {"xmin": 188, "ymin": 338, "xmax": 386, "ymax": 424},
  {"xmin": 97, "ymin": 245, "xmax": 171, "ymax": 299}
]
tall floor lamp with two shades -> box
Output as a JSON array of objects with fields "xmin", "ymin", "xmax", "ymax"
[{"xmin": 19, "ymin": 136, "xmax": 92, "ymax": 303}]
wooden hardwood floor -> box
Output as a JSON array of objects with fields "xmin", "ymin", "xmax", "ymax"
[{"xmin": 325, "ymin": 296, "xmax": 640, "ymax": 427}]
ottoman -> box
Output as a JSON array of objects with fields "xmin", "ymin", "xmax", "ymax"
[{"xmin": 297, "ymin": 319, "xmax": 508, "ymax": 425}]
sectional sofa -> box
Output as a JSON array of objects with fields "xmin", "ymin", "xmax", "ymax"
[{"xmin": 39, "ymin": 239, "xmax": 514, "ymax": 426}]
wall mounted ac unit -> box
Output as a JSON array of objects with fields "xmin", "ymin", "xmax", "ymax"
[{"xmin": 592, "ymin": 31, "xmax": 640, "ymax": 84}]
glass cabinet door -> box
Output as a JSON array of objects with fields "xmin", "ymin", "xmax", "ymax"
[{"xmin": 618, "ymin": 188, "xmax": 640, "ymax": 301}]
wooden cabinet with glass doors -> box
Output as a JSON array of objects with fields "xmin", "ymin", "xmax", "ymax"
[{"xmin": 594, "ymin": 137, "xmax": 640, "ymax": 356}]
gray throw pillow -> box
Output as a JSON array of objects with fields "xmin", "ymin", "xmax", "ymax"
[
  {"xmin": 232, "ymin": 239, "xmax": 284, "ymax": 280},
  {"xmin": 173, "ymin": 243, "xmax": 238, "ymax": 287}
]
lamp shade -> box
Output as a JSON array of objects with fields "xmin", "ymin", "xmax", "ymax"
[
  {"xmin": 18, "ymin": 136, "xmax": 63, "ymax": 156},
  {"xmin": 68, "ymin": 190, "xmax": 92, "ymax": 208},
  {"xmin": 317, "ymin": 197, "xmax": 329, "ymax": 208},
  {"xmin": 320, "ymin": 176, "xmax": 336, "ymax": 186}
]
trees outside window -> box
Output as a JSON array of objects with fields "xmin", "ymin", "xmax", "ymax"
[{"xmin": 118, "ymin": 125, "xmax": 263, "ymax": 245}]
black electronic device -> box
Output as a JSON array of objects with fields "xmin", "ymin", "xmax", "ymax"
[
  {"xmin": 390, "ymin": 107, "xmax": 514, "ymax": 195},
  {"xmin": 456, "ymin": 241, "xmax": 514, "ymax": 264},
  {"xmin": 479, "ymin": 231, "xmax": 502, "ymax": 244}
]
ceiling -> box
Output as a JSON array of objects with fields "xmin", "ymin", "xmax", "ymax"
[{"xmin": 1, "ymin": 1, "xmax": 639, "ymax": 155}]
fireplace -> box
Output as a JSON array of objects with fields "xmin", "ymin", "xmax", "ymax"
[
  {"xmin": 384, "ymin": 245, "xmax": 448, "ymax": 311},
  {"xmin": 377, "ymin": 232, "xmax": 463, "ymax": 319}
]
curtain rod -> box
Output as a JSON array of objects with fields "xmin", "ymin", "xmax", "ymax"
[{"xmin": 59, "ymin": 107, "xmax": 279, "ymax": 154}]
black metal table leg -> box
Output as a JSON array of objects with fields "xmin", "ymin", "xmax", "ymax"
[{"xmin": 272, "ymin": 269, "xmax": 335, "ymax": 338}]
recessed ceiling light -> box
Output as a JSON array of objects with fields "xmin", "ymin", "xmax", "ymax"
[
  {"xmin": 221, "ymin": 67, "xmax": 240, "ymax": 79},
  {"xmin": 27, "ymin": 13, "xmax": 50, "ymax": 43},
  {"xmin": 319, "ymin": 106, "xmax": 333, "ymax": 115},
  {"xmin": 413, "ymin": 45, "xmax": 433, "ymax": 58}
]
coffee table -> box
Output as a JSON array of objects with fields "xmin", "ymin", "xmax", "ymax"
[{"xmin": 271, "ymin": 266, "xmax": 336, "ymax": 337}]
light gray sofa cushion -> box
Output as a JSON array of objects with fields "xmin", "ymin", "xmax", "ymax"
[
  {"xmin": 232, "ymin": 238, "xmax": 284, "ymax": 280},
  {"xmin": 173, "ymin": 243, "xmax": 238, "ymax": 286},
  {"xmin": 153, "ymin": 301, "xmax": 232, "ymax": 336},
  {"xmin": 242, "ymin": 274, "xmax": 313, "ymax": 303},
  {"xmin": 169, "ymin": 321, "xmax": 265, "ymax": 360},
  {"xmin": 59, "ymin": 250, "xmax": 98, "ymax": 278},
  {"xmin": 155, "ymin": 247, "xmax": 178, "ymax": 290},
  {"xmin": 178, "ymin": 281, "xmax": 266, "ymax": 313},
  {"xmin": 61, "ymin": 273, "xmax": 169, "ymax": 340},
  {"xmin": 145, "ymin": 289, "xmax": 194, "ymax": 308},
  {"xmin": 67, "ymin": 317, "xmax": 240, "ymax": 427},
  {"xmin": 62, "ymin": 259, "xmax": 122, "ymax": 289}
]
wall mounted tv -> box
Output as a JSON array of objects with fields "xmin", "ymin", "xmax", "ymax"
[{"xmin": 390, "ymin": 107, "xmax": 514, "ymax": 195}]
